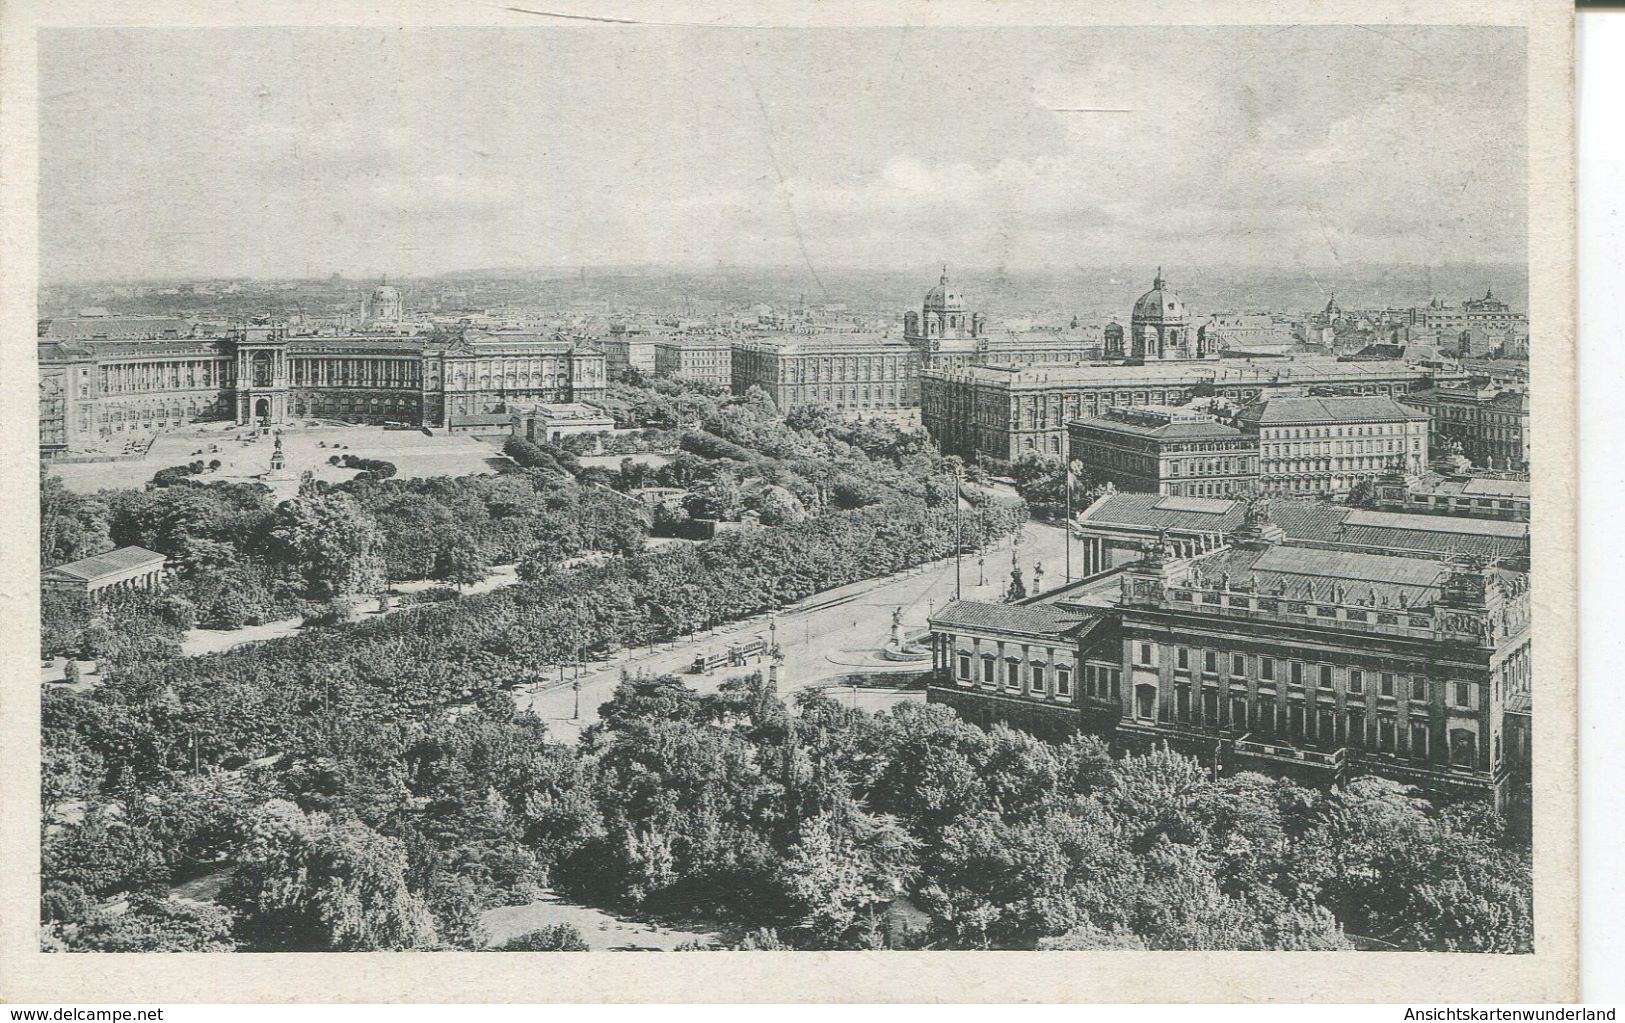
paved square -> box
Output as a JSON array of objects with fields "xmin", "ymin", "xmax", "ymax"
[{"xmin": 49, "ymin": 423, "xmax": 508, "ymax": 497}]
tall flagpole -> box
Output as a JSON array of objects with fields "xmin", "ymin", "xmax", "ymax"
[
  {"xmin": 1064, "ymin": 460, "xmax": 1072, "ymax": 585},
  {"xmin": 954, "ymin": 466, "xmax": 962, "ymax": 600}
]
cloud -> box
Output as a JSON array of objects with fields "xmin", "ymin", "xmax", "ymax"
[{"xmin": 38, "ymin": 25, "xmax": 1526, "ymax": 280}]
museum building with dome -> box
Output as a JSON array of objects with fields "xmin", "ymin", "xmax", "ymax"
[{"xmin": 1129, "ymin": 268, "xmax": 1211, "ymax": 361}]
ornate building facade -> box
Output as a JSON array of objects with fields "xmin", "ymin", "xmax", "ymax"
[
  {"xmin": 902, "ymin": 268, "xmax": 1099, "ymax": 373},
  {"xmin": 1419, "ymin": 289, "xmax": 1528, "ymax": 335},
  {"xmin": 927, "ymin": 500, "xmax": 1532, "ymax": 809},
  {"xmin": 1068, "ymin": 488, "xmax": 1530, "ymax": 578},
  {"xmin": 1398, "ymin": 383, "xmax": 1530, "ymax": 472},
  {"xmin": 38, "ymin": 324, "xmax": 606, "ymax": 455},
  {"xmin": 1237, "ymin": 394, "xmax": 1432, "ymax": 496},
  {"xmin": 653, "ymin": 338, "xmax": 733, "ymax": 386},
  {"xmin": 1068, "ymin": 405, "xmax": 1259, "ymax": 498},
  {"xmin": 729, "ymin": 335, "xmax": 919, "ymax": 411},
  {"xmin": 903, "ymin": 267, "xmax": 988, "ymax": 370},
  {"xmin": 920, "ymin": 357, "xmax": 1461, "ymax": 463}
]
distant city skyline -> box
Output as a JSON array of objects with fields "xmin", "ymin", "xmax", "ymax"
[
  {"xmin": 42, "ymin": 25, "xmax": 1526, "ymax": 283},
  {"xmin": 42, "ymin": 262, "xmax": 1531, "ymax": 322}
]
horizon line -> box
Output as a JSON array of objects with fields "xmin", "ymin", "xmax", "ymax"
[{"xmin": 42, "ymin": 259, "xmax": 1532, "ymax": 289}]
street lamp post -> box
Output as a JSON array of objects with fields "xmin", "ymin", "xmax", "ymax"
[
  {"xmin": 1065, "ymin": 459, "xmax": 1076, "ymax": 585},
  {"xmin": 769, "ymin": 619, "xmax": 779, "ymax": 685}
]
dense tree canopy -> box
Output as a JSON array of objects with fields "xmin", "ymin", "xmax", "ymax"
[{"xmin": 38, "ymin": 377, "xmax": 1528, "ymax": 954}]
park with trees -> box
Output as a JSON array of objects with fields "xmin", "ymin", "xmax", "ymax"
[{"xmin": 37, "ymin": 378, "xmax": 1532, "ymax": 953}]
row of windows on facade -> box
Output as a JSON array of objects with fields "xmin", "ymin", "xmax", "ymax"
[
  {"xmin": 1132, "ymin": 642, "xmax": 1483, "ymax": 707},
  {"xmin": 950, "ymin": 653, "xmax": 1492, "ymax": 765},
  {"xmin": 96, "ymin": 367, "xmax": 596, "ymax": 394},
  {"xmin": 925, "ymin": 381, "xmax": 1412, "ymax": 418},
  {"xmin": 776, "ymin": 384, "xmax": 906, "ymax": 404},
  {"xmin": 953, "ymin": 650, "xmax": 1121, "ymax": 701},
  {"xmin": 1263, "ymin": 438, "xmax": 1420, "ymax": 458},
  {"xmin": 1265, "ymin": 422, "xmax": 1419, "ymax": 439},
  {"xmin": 1084, "ymin": 444, "xmax": 1249, "ymax": 478},
  {"xmin": 1087, "ymin": 446, "xmax": 1157, "ymax": 472},
  {"xmin": 1168, "ymin": 589, "xmax": 1436, "ymax": 624},
  {"xmin": 1128, "ymin": 690, "xmax": 1495, "ymax": 766},
  {"xmin": 87, "ymin": 394, "xmax": 434, "ymax": 430},
  {"xmin": 1176, "ymin": 481, "xmax": 1246, "ymax": 498},
  {"xmin": 100, "ymin": 364, "xmax": 234, "ymax": 393},
  {"xmin": 749, "ymin": 357, "xmax": 910, "ymax": 379},
  {"xmin": 1263, "ymin": 476, "xmax": 1383, "ymax": 493},
  {"xmin": 1036, "ymin": 405, "xmax": 1409, "ymax": 436},
  {"xmin": 289, "ymin": 397, "xmax": 422, "ymax": 417},
  {"xmin": 1170, "ymin": 457, "xmax": 1246, "ymax": 476},
  {"xmin": 1408, "ymin": 494, "xmax": 1526, "ymax": 511},
  {"xmin": 1262, "ymin": 465, "xmax": 1413, "ymax": 483}
]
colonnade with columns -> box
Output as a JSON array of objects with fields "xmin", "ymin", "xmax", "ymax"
[
  {"xmin": 1068, "ymin": 529, "xmax": 1227, "ymax": 577},
  {"xmin": 88, "ymin": 567, "xmax": 164, "ymax": 597}
]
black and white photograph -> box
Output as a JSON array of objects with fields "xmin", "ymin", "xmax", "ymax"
[{"xmin": 1, "ymin": 0, "xmax": 1583, "ymax": 1005}]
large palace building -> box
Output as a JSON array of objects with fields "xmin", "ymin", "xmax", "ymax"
[
  {"xmin": 927, "ymin": 498, "xmax": 1532, "ymax": 810},
  {"xmin": 920, "ymin": 357, "xmax": 1463, "ymax": 463},
  {"xmin": 38, "ymin": 323, "xmax": 606, "ymax": 456},
  {"xmin": 730, "ymin": 335, "xmax": 919, "ymax": 412}
]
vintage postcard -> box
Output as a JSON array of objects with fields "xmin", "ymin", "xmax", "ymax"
[{"xmin": 0, "ymin": 0, "xmax": 1578, "ymax": 1003}]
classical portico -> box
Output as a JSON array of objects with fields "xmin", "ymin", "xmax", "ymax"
[{"xmin": 42, "ymin": 546, "xmax": 168, "ymax": 601}]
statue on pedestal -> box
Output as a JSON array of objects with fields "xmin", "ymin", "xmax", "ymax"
[{"xmin": 1006, "ymin": 547, "xmax": 1027, "ymax": 602}]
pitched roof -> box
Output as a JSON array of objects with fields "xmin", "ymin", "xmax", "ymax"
[
  {"xmin": 1267, "ymin": 502, "xmax": 1527, "ymax": 561},
  {"xmin": 1077, "ymin": 492, "xmax": 1530, "ymax": 563},
  {"xmin": 1075, "ymin": 492, "xmax": 1245, "ymax": 534},
  {"xmin": 44, "ymin": 546, "xmax": 165, "ymax": 582},
  {"xmin": 1456, "ymin": 478, "xmax": 1531, "ymax": 499},
  {"xmin": 1235, "ymin": 395, "xmax": 1429, "ymax": 425},
  {"xmin": 1070, "ymin": 415, "xmax": 1246, "ymax": 441},
  {"xmin": 1340, "ymin": 508, "xmax": 1527, "ymax": 539},
  {"xmin": 1182, "ymin": 545, "xmax": 1446, "ymax": 606},
  {"xmin": 41, "ymin": 316, "xmax": 190, "ymax": 340},
  {"xmin": 929, "ymin": 599, "xmax": 1087, "ymax": 639}
]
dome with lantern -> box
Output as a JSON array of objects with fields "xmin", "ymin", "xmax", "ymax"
[
  {"xmin": 923, "ymin": 267, "xmax": 966, "ymax": 313},
  {"xmin": 1132, "ymin": 268, "xmax": 1186, "ymax": 324},
  {"xmin": 364, "ymin": 283, "xmax": 403, "ymax": 323}
]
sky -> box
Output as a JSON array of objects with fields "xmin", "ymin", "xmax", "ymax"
[{"xmin": 39, "ymin": 25, "xmax": 1527, "ymax": 283}]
